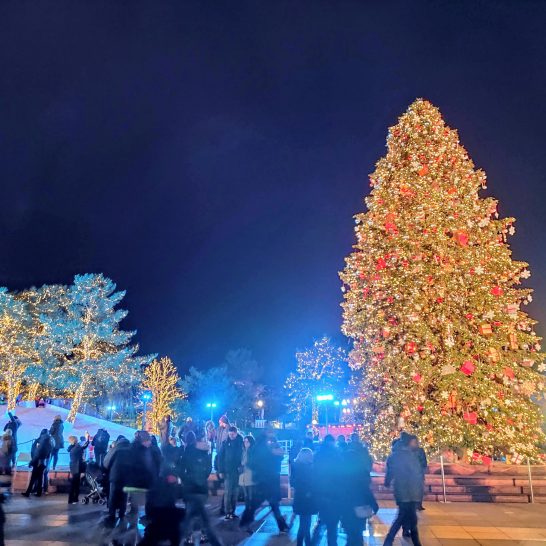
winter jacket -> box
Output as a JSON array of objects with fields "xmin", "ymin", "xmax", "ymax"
[
  {"xmin": 31, "ymin": 432, "xmax": 53, "ymax": 467},
  {"xmin": 162, "ymin": 444, "xmax": 182, "ymax": 469},
  {"xmin": 347, "ymin": 440, "xmax": 373, "ymax": 476},
  {"xmin": 291, "ymin": 461, "xmax": 317, "ymax": 515},
  {"xmin": 177, "ymin": 441, "xmax": 212, "ymax": 496},
  {"xmin": 216, "ymin": 434, "xmax": 243, "ymax": 475},
  {"xmin": 118, "ymin": 442, "xmax": 158, "ymax": 490},
  {"xmin": 49, "ymin": 419, "xmax": 64, "ymax": 450},
  {"xmin": 92, "ymin": 429, "xmax": 110, "ymax": 453},
  {"xmin": 384, "ymin": 446, "xmax": 425, "ymax": 503},
  {"xmin": 250, "ymin": 436, "xmax": 283, "ymax": 502},
  {"xmin": 313, "ymin": 443, "xmax": 342, "ymax": 503},
  {"xmin": 103, "ymin": 438, "xmax": 131, "ymax": 484},
  {"xmin": 341, "ymin": 447, "xmax": 375, "ymax": 510},
  {"xmin": 67, "ymin": 440, "xmax": 89, "ymax": 475},
  {"xmin": 4, "ymin": 413, "xmax": 21, "ymax": 447},
  {"xmin": 414, "ymin": 447, "xmax": 428, "ymax": 472},
  {"xmin": 239, "ymin": 445, "xmax": 254, "ymax": 487}
]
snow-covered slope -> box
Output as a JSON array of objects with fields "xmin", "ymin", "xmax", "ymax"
[{"xmin": 4, "ymin": 403, "xmax": 136, "ymax": 468}]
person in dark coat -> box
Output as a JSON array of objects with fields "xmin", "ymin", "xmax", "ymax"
[
  {"xmin": 138, "ymin": 471, "xmax": 184, "ymax": 546},
  {"xmin": 177, "ymin": 431, "xmax": 222, "ymax": 546},
  {"xmin": 22, "ymin": 429, "xmax": 52, "ymax": 497},
  {"xmin": 341, "ymin": 444, "xmax": 376, "ymax": 546},
  {"xmin": 162, "ymin": 436, "xmax": 182, "ymax": 471},
  {"xmin": 291, "ymin": 448, "xmax": 317, "ymax": 546},
  {"xmin": 312, "ymin": 435, "xmax": 342, "ymax": 546},
  {"xmin": 216, "ymin": 426, "xmax": 243, "ymax": 519},
  {"xmin": 3, "ymin": 413, "xmax": 21, "ymax": 468},
  {"xmin": 240, "ymin": 429, "xmax": 288, "ymax": 532},
  {"xmin": 302, "ymin": 431, "xmax": 315, "ymax": 451},
  {"xmin": 48, "ymin": 415, "xmax": 64, "ymax": 470},
  {"xmin": 347, "ymin": 433, "xmax": 378, "ymax": 513},
  {"xmin": 408, "ymin": 435, "xmax": 427, "ymax": 511},
  {"xmin": 336, "ymin": 435, "xmax": 348, "ymax": 452},
  {"xmin": 383, "ymin": 435, "xmax": 424, "ymax": 546},
  {"xmin": 103, "ymin": 435, "xmax": 131, "ymax": 523},
  {"xmin": 122, "ymin": 431, "xmax": 159, "ymax": 541},
  {"xmin": 67, "ymin": 434, "xmax": 89, "ymax": 504},
  {"xmin": 149, "ymin": 435, "xmax": 163, "ymax": 476},
  {"xmin": 92, "ymin": 428, "xmax": 110, "ymax": 468}
]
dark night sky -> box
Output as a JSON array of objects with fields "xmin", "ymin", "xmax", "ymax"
[{"xmin": 1, "ymin": 1, "xmax": 545, "ymax": 383}]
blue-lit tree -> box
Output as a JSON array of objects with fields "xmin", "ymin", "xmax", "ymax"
[{"xmin": 42, "ymin": 274, "xmax": 151, "ymax": 422}]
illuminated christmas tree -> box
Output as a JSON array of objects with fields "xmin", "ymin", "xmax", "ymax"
[
  {"xmin": 0, "ymin": 288, "xmax": 37, "ymax": 409},
  {"xmin": 142, "ymin": 356, "xmax": 182, "ymax": 434},
  {"xmin": 340, "ymin": 99, "xmax": 545, "ymax": 460},
  {"xmin": 42, "ymin": 274, "xmax": 151, "ymax": 422},
  {"xmin": 285, "ymin": 337, "xmax": 346, "ymax": 422}
]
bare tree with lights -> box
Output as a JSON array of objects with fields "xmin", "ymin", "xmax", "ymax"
[
  {"xmin": 340, "ymin": 99, "xmax": 545, "ymax": 460},
  {"xmin": 141, "ymin": 356, "xmax": 182, "ymax": 434},
  {"xmin": 0, "ymin": 288, "xmax": 37, "ymax": 410},
  {"xmin": 285, "ymin": 336, "xmax": 346, "ymax": 422}
]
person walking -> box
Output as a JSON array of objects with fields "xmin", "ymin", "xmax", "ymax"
[
  {"xmin": 3, "ymin": 413, "xmax": 21, "ymax": 468},
  {"xmin": 341, "ymin": 443, "xmax": 376, "ymax": 546},
  {"xmin": 409, "ymin": 435, "xmax": 427, "ymax": 511},
  {"xmin": 239, "ymin": 435, "xmax": 255, "ymax": 515},
  {"xmin": 383, "ymin": 434, "xmax": 424, "ymax": 546},
  {"xmin": 347, "ymin": 432, "xmax": 378, "ymax": 513},
  {"xmin": 215, "ymin": 415, "xmax": 230, "ymax": 515},
  {"xmin": 216, "ymin": 426, "xmax": 243, "ymax": 520},
  {"xmin": 239, "ymin": 428, "xmax": 288, "ymax": 533},
  {"xmin": 92, "ymin": 428, "xmax": 110, "ymax": 468},
  {"xmin": 103, "ymin": 435, "xmax": 131, "ymax": 524},
  {"xmin": 336, "ymin": 435, "xmax": 348, "ymax": 452},
  {"xmin": 48, "ymin": 415, "xmax": 64, "ymax": 470},
  {"xmin": 205, "ymin": 420, "xmax": 216, "ymax": 452},
  {"xmin": 291, "ymin": 448, "xmax": 317, "ymax": 546},
  {"xmin": 122, "ymin": 431, "xmax": 159, "ymax": 542},
  {"xmin": 67, "ymin": 434, "xmax": 89, "ymax": 504},
  {"xmin": 313, "ymin": 434, "xmax": 342, "ymax": 546},
  {"xmin": 177, "ymin": 430, "xmax": 222, "ymax": 546},
  {"xmin": 0, "ymin": 432, "xmax": 14, "ymax": 475},
  {"xmin": 23, "ymin": 429, "xmax": 52, "ymax": 498}
]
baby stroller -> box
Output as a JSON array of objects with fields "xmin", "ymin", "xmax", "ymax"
[{"xmin": 81, "ymin": 461, "xmax": 107, "ymax": 505}]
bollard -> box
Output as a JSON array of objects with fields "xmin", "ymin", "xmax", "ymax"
[
  {"xmin": 527, "ymin": 457, "xmax": 535, "ymax": 503},
  {"xmin": 440, "ymin": 454, "xmax": 447, "ymax": 503}
]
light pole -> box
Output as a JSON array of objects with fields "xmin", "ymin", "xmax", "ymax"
[
  {"xmin": 256, "ymin": 399, "xmax": 265, "ymax": 420},
  {"xmin": 142, "ymin": 392, "xmax": 152, "ymax": 430},
  {"xmin": 206, "ymin": 402, "xmax": 217, "ymax": 422},
  {"xmin": 316, "ymin": 394, "xmax": 334, "ymax": 434}
]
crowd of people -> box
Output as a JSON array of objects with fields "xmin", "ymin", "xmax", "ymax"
[{"xmin": 0, "ymin": 409, "xmax": 429, "ymax": 546}]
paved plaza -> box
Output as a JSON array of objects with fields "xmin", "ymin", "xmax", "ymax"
[{"xmin": 3, "ymin": 495, "xmax": 546, "ymax": 546}]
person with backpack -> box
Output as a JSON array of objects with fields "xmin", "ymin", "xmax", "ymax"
[
  {"xmin": 48, "ymin": 415, "xmax": 64, "ymax": 470},
  {"xmin": 177, "ymin": 431, "xmax": 222, "ymax": 546},
  {"xmin": 67, "ymin": 434, "xmax": 89, "ymax": 504},
  {"xmin": 92, "ymin": 428, "xmax": 110, "ymax": 468},
  {"xmin": 22, "ymin": 429, "xmax": 52, "ymax": 498},
  {"xmin": 3, "ymin": 412, "xmax": 21, "ymax": 468}
]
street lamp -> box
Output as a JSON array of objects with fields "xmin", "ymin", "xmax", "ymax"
[
  {"xmin": 107, "ymin": 404, "xmax": 116, "ymax": 421},
  {"xmin": 142, "ymin": 392, "xmax": 152, "ymax": 430},
  {"xmin": 256, "ymin": 399, "xmax": 265, "ymax": 420},
  {"xmin": 206, "ymin": 402, "xmax": 217, "ymax": 421},
  {"xmin": 316, "ymin": 394, "xmax": 335, "ymax": 434}
]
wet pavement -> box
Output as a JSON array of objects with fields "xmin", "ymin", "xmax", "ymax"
[{"xmin": 3, "ymin": 494, "xmax": 546, "ymax": 545}]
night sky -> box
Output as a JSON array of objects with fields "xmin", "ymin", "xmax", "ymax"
[{"xmin": 1, "ymin": 1, "xmax": 545, "ymax": 383}]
